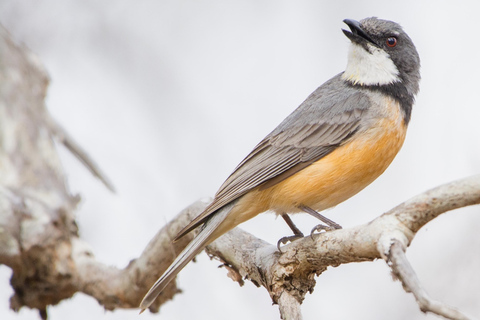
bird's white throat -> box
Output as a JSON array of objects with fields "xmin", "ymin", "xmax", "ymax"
[{"xmin": 342, "ymin": 43, "xmax": 400, "ymax": 86}]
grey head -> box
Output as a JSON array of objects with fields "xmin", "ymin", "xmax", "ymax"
[{"xmin": 341, "ymin": 17, "xmax": 421, "ymax": 103}]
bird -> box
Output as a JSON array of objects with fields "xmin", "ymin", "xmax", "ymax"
[{"xmin": 140, "ymin": 17, "xmax": 420, "ymax": 312}]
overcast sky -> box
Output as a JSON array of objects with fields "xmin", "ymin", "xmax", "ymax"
[{"xmin": 0, "ymin": 1, "xmax": 479, "ymax": 319}]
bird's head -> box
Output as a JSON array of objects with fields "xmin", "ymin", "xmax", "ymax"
[{"xmin": 342, "ymin": 17, "xmax": 420, "ymax": 97}]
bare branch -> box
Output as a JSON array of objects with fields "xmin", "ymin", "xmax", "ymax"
[
  {"xmin": 385, "ymin": 174, "xmax": 480, "ymax": 234},
  {"xmin": 207, "ymin": 175, "xmax": 480, "ymax": 318},
  {"xmin": 278, "ymin": 292, "xmax": 303, "ymax": 320},
  {"xmin": 43, "ymin": 114, "xmax": 116, "ymax": 192},
  {"xmin": 387, "ymin": 240, "xmax": 478, "ymax": 320}
]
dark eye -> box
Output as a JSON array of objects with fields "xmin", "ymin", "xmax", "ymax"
[{"xmin": 386, "ymin": 37, "xmax": 397, "ymax": 47}]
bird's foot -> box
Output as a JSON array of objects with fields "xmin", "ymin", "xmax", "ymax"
[
  {"xmin": 310, "ymin": 223, "xmax": 338, "ymax": 239},
  {"xmin": 277, "ymin": 232, "xmax": 305, "ymax": 253}
]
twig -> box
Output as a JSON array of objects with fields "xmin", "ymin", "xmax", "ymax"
[
  {"xmin": 43, "ymin": 114, "xmax": 116, "ymax": 192},
  {"xmin": 387, "ymin": 240, "xmax": 478, "ymax": 320}
]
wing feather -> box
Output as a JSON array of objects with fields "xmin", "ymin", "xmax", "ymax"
[{"xmin": 175, "ymin": 76, "xmax": 372, "ymax": 240}]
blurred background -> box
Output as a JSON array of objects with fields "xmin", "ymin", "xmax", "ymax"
[{"xmin": 0, "ymin": 1, "xmax": 479, "ymax": 319}]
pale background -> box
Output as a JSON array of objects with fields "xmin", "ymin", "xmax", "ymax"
[{"xmin": 0, "ymin": 1, "xmax": 479, "ymax": 319}]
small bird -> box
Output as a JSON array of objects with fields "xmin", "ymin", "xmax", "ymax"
[{"xmin": 140, "ymin": 17, "xmax": 420, "ymax": 311}]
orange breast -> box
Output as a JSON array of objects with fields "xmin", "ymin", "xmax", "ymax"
[
  {"xmin": 267, "ymin": 118, "xmax": 406, "ymax": 212},
  {"xmin": 212, "ymin": 97, "xmax": 407, "ymax": 239},
  {"xmin": 265, "ymin": 101, "xmax": 407, "ymax": 213}
]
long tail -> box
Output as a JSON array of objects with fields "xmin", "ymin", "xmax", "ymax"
[{"xmin": 139, "ymin": 200, "xmax": 237, "ymax": 312}]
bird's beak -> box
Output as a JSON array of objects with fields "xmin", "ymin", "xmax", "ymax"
[{"xmin": 342, "ymin": 19, "xmax": 377, "ymax": 46}]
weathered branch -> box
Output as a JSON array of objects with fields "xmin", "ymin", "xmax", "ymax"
[
  {"xmin": 278, "ymin": 292, "xmax": 303, "ymax": 320},
  {"xmin": 0, "ymin": 24, "xmax": 78, "ymax": 319},
  {"xmin": 206, "ymin": 175, "xmax": 480, "ymax": 319},
  {"xmin": 0, "ymin": 23, "xmax": 479, "ymax": 320},
  {"xmin": 72, "ymin": 199, "xmax": 209, "ymax": 311},
  {"xmin": 387, "ymin": 240, "xmax": 477, "ymax": 320},
  {"xmin": 43, "ymin": 114, "xmax": 116, "ymax": 192}
]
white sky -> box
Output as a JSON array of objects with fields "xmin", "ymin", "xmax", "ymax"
[{"xmin": 0, "ymin": 1, "xmax": 479, "ymax": 319}]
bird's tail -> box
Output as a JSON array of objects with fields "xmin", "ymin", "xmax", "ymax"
[{"xmin": 139, "ymin": 200, "xmax": 237, "ymax": 312}]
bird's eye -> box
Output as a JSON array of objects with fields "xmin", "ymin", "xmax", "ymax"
[{"xmin": 386, "ymin": 37, "xmax": 397, "ymax": 47}]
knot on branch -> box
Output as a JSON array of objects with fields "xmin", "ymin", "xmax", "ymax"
[
  {"xmin": 269, "ymin": 248, "xmax": 320, "ymax": 305},
  {"xmin": 6, "ymin": 193, "xmax": 80, "ymax": 313}
]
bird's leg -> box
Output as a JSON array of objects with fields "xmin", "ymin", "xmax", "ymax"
[
  {"xmin": 277, "ymin": 213, "xmax": 305, "ymax": 252},
  {"xmin": 298, "ymin": 205, "xmax": 342, "ymax": 238}
]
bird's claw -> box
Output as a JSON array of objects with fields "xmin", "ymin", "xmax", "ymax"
[
  {"xmin": 276, "ymin": 233, "xmax": 304, "ymax": 253},
  {"xmin": 310, "ymin": 224, "xmax": 336, "ymax": 239}
]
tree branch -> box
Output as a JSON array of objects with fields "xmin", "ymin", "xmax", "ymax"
[
  {"xmin": 206, "ymin": 175, "xmax": 480, "ymax": 319},
  {"xmin": 387, "ymin": 240, "xmax": 477, "ymax": 320},
  {"xmin": 43, "ymin": 114, "xmax": 116, "ymax": 192}
]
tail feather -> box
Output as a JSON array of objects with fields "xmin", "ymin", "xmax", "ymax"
[{"xmin": 140, "ymin": 201, "xmax": 236, "ymax": 312}]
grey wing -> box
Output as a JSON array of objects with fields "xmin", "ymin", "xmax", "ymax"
[{"xmin": 175, "ymin": 83, "xmax": 371, "ymax": 240}]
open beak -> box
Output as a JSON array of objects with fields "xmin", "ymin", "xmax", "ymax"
[{"xmin": 342, "ymin": 19, "xmax": 377, "ymax": 46}]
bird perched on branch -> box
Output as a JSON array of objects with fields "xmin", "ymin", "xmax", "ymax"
[{"xmin": 140, "ymin": 16, "xmax": 420, "ymax": 312}]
